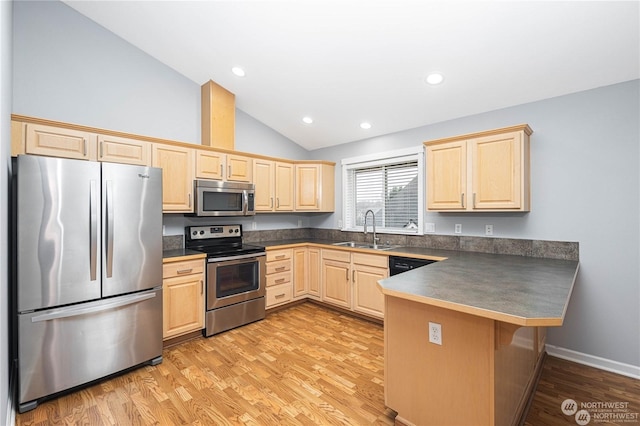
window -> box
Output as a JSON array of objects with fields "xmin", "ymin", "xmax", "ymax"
[{"xmin": 342, "ymin": 147, "xmax": 423, "ymax": 234}]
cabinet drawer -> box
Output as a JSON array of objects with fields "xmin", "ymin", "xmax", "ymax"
[
  {"xmin": 352, "ymin": 252, "xmax": 388, "ymax": 268},
  {"xmin": 266, "ymin": 259, "xmax": 291, "ymax": 275},
  {"xmin": 321, "ymin": 249, "xmax": 351, "ymax": 263},
  {"xmin": 266, "ymin": 283, "xmax": 292, "ymax": 307},
  {"xmin": 163, "ymin": 259, "xmax": 204, "ymax": 279},
  {"xmin": 266, "ymin": 271, "xmax": 292, "ymax": 287},
  {"xmin": 266, "ymin": 248, "xmax": 292, "ymax": 262}
]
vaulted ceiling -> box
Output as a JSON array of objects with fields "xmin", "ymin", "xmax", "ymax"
[{"xmin": 63, "ymin": 1, "xmax": 639, "ymax": 150}]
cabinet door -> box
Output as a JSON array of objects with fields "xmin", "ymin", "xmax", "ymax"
[
  {"xmin": 152, "ymin": 144, "xmax": 194, "ymax": 212},
  {"xmin": 426, "ymin": 140, "xmax": 466, "ymax": 210},
  {"xmin": 321, "ymin": 259, "xmax": 351, "ymax": 308},
  {"xmin": 275, "ymin": 162, "xmax": 295, "ymax": 211},
  {"xmin": 295, "ymin": 164, "xmax": 320, "ymax": 210},
  {"xmin": 163, "ymin": 274, "xmax": 204, "ymax": 339},
  {"xmin": 253, "ymin": 159, "xmax": 275, "ymax": 211},
  {"xmin": 227, "ymin": 154, "xmax": 253, "ymax": 182},
  {"xmin": 471, "ymin": 132, "xmax": 522, "ymax": 209},
  {"xmin": 25, "ymin": 123, "xmax": 97, "ymax": 161},
  {"xmin": 293, "ymin": 247, "xmax": 308, "ymax": 298},
  {"xmin": 353, "ymin": 264, "xmax": 387, "ymax": 318},
  {"xmin": 308, "ymin": 247, "xmax": 321, "ymax": 298},
  {"xmin": 98, "ymin": 135, "xmax": 151, "ymax": 166},
  {"xmin": 196, "ymin": 150, "xmax": 225, "ymax": 180}
]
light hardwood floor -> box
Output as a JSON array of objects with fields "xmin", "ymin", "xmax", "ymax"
[{"xmin": 15, "ymin": 302, "xmax": 640, "ymax": 425}]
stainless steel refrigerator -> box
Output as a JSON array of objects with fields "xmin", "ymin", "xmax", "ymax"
[{"xmin": 14, "ymin": 154, "xmax": 163, "ymax": 413}]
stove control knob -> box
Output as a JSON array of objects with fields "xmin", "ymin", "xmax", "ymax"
[
  {"xmin": 199, "ymin": 230, "xmax": 205, "ymax": 235},
  {"xmin": 234, "ymin": 229, "xmax": 239, "ymax": 233},
  {"xmin": 228, "ymin": 229, "xmax": 233, "ymax": 233},
  {"xmin": 192, "ymin": 231, "xmax": 197, "ymax": 236}
]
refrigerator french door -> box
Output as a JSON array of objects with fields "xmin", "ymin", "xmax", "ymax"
[{"xmin": 15, "ymin": 155, "xmax": 163, "ymax": 413}]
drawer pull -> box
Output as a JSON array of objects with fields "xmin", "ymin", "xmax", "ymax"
[
  {"xmin": 275, "ymin": 255, "xmax": 285, "ymax": 259},
  {"xmin": 176, "ymin": 268, "xmax": 193, "ymax": 274},
  {"xmin": 275, "ymin": 278, "xmax": 286, "ymax": 284},
  {"xmin": 275, "ymin": 293, "xmax": 286, "ymax": 299},
  {"xmin": 275, "ymin": 266, "xmax": 286, "ymax": 271}
]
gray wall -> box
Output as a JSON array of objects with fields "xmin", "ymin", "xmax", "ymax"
[
  {"xmin": 311, "ymin": 80, "xmax": 640, "ymax": 368},
  {"xmin": 1, "ymin": 0, "xmax": 12, "ymax": 423},
  {"xmin": 8, "ymin": 0, "xmax": 639, "ymax": 386}
]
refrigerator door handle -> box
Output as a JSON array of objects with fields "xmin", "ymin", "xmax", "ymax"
[
  {"xmin": 105, "ymin": 180, "xmax": 114, "ymax": 278},
  {"xmin": 90, "ymin": 180, "xmax": 98, "ymax": 281},
  {"xmin": 30, "ymin": 292, "xmax": 157, "ymax": 323}
]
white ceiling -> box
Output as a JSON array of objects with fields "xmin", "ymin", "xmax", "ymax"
[{"xmin": 62, "ymin": 1, "xmax": 639, "ymax": 151}]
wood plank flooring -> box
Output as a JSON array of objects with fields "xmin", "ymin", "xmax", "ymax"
[{"xmin": 15, "ymin": 302, "xmax": 640, "ymax": 425}]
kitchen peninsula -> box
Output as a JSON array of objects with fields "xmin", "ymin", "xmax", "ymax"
[{"xmin": 377, "ymin": 251, "xmax": 579, "ymax": 426}]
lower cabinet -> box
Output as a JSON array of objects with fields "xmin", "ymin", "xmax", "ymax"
[
  {"xmin": 321, "ymin": 249, "xmax": 387, "ymax": 319},
  {"xmin": 162, "ymin": 257, "xmax": 205, "ymax": 340},
  {"xmin": 266, "ymin": 248, "xmax": 293, "ymax": 309}
]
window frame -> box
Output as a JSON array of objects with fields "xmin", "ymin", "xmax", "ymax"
[{"xmin": 341, "ymin": 146, "xmax": 424, "ymax": 235}]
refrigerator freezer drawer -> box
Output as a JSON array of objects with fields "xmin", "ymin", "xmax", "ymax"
[{"xmin": 18, "ymin": 289, "xmax": 163, "ymax": 409}]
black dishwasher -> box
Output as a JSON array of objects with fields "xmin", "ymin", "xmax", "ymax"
[{"xmin": 389, "ymin": 256, "xmax": 436, "ymax": 276}]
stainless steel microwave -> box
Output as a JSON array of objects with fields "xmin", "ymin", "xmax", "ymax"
[{"xmin": 193, "ymin": 180, "xmax": 255, "ymax": 216}]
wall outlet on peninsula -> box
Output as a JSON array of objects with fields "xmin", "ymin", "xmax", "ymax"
[{"xmin": 429, "ymin": 322, "xmax": 442, "ymax": 345}]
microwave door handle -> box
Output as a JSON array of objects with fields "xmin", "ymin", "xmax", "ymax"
[{"xmin": 243, "ymin": 190, "xmax": 248, "ymax": 215}]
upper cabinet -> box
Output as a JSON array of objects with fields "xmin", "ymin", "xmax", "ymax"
[
  {"xmin": 195, "ymin": 150, "xmax": 252, "ymax": 182},
  {"xmin": 425, "ymin": 124, "xmax": 532, "ymax": 212},
  {"xmin": 254, "ymin": 159, "xmax": 295, "ymax": 211},
  {"xmin": 22, "ymin": 123, "xmax": 97, "ymax": 161},
  {"xmin": 152, "ymin": 143, "xmax": 194, "ymax": 213},
  {"xmin": 295, "ymin": 163, "xmax": 335, "ymax": 212},
  {"xmin": 97, "ymin": 134, "xmax": 151, "ymax": 166}
]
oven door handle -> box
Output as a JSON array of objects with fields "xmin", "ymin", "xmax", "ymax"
[{"xmin": 207, "ymin": 253, "xmax": 266, "ymax": 263}]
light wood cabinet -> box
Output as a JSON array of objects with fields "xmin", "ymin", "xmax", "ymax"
[
  {"xmin": 97, "ymin": 134, "xmax": 151, "ymax": 166},
  {"xmin": 293, "ymin": 247, "xmax": 308, "ymax": 299},
  {"xmin": 265, "ymin": 248, "xmax": 293, "ymax": 309},
  {"xmin": 254, "ymin": 160, "xmax": 295, "ymax": 212},
  {"xmin": 152, "ymin": 143, "xmax": 194, "ymax": 212},
  {"xmin": 275, "ymin": 161, "xmax": 295, "ymax": 211},
  {"xmin": 352, "ymin": 253, "xmax": 387, "ymax": 318},
  {"xmin": 425, "ymin": 124, "xmax": 532, "ymax": 212},
  {"xmin": 201, "ymin": 80, "xmax": 235, "ymax": 150},
  {"xmin": 195, "ymin": 150, "xmax": 253, "ymax": 182},
  {"xmin": 295, "ymin": 163, "xmax": 335, "ymax": 212},
  {"xmin": 162, "ymin": 258, "xmax": 205, "ymax": 339},
  {"xmin": 308, "ymin": 247, "xmax": 321, "ymax": 299},
  {"xmin": 321, "ymin": 249, "xmax": 387, "ymax": 317},
  {"xmin": 24, "ymin": 123, "xmax": 97, "ymax": 161}
]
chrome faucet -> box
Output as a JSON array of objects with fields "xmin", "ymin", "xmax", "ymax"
[{"xmin": 363, "ymin": 209, "xmax": 379, "ymax": 246}]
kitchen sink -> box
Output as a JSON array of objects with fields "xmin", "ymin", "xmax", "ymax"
[{"xmin": 332, "ymin": 241, "xmax": 399, "ymax": 251}]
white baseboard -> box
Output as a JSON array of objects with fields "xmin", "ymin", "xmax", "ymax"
[{"xmin": 546, "ymin": 344, "xmax": 640, "ymax": 380}]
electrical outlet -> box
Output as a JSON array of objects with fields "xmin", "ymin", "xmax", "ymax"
[
  {"xmin": 425, "ymin": 223, "xmax": 436, "ymax": 233},
  {"xmin": 298, "ymin": 219, "xmax": 303, "ymax": 228},
  {"xmin": 454, "ymin": 224, "xmax": 462, "ymax": 234},
  {"xmin": 429, "ymin": 322, "xmax": 442, "ymax": 345},
  {"xmin": 252, "ymin": 221, "xmax": 257, "ymax": 230},
  {"xmin": 338, "ymin": 219, "xmax": 343, "ymax": 228},
  {"xmin": 485, "ymin": 224, "xmax": 493, "ymax": 236}
]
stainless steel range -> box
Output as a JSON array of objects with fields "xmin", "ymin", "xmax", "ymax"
[{"xmin": 185, "ymin": 225, "xmax": 266, "ymax": 336}]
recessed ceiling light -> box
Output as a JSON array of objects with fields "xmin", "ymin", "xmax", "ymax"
[
  {"xmin": 302, "ymin": 116, "xmax": 313, "ymax": 124},
  {"xmin": 360, "ymin": 122, "xmax": 372, "ymax": 129},
  {"xmin": 231, "ymin": 66, "xmax": 246, "ymax": 77},
  {"xmin": 425, "ymin": 72, "xmax": 444, "ymax": 85}
]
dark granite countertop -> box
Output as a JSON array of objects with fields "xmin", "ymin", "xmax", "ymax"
[
  {"xmin": 260, "ymin": 238, "xmax": 579, "ymax": 327},
  {"xmin": 162, "ymin": 248, "xmax": 206, "ymax": 261}
]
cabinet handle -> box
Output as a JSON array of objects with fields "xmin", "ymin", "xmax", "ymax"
[
  {"xmin": 473, "ymin": 193, "xmax": 476, "ymax": 208},
  {"xmin": 352, "ymin": 270, "xmax": 356, "ymax": 283},
  {"xmin": 99, "ymin": 141, "xmax": 103, "ymax": 158},
  {"xmin": 461, "ymin": 193, "xmax": 465, "ymax": 208},
  {"xmin": 270, "ymin": 197, "xmax": 273, "ymax": 208},
  {"xmin": 188, "ymin": 193, "xmax": 192, "ymax": 208},
  {"xmin": 275, "ymin": 266, "xmax": 286, "ymax": 271},
  {"xmin": 83, "ymin": 139, "xmax": 87, "ymax": 156},
  {"xmin": 276, "ymin": 198, "xmax": 280, "ymax": 208},
  {"xmin": 220, "ymin": 164, "xmax": 223, "ymax": 176},
  {"xmin": 275, "ymin": 293, "xmax": 286, "ymax": 299},
  {"xmin": 275, "ymin": 255, "xmax": 285, "ymax": 259},
  {"xmin": 346, "ymin": 269, "xmax": 349, "ymax": 282},
  {"xmin": 228, "ymin": 165, "xmax": 232, "ymax": 178},
  {"xmin": 200, "ymin": 280, "xmax": 203, "ymax": 295},
  {"xmin": 275, "ymin": 278, "xmax": 286, "ymax": 283},
  {"xmin": 176, "ymin": 268, "xmax": 193, "ymax": 274}
]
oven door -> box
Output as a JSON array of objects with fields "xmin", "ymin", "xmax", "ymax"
[{"xmin": 207, "ymin": 254, "xmax": 266, "ymax": 310}]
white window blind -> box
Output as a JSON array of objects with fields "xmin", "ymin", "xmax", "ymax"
[{"xmin": 343, "ymin": 151, "xmax": 422, "ymax": 234}]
